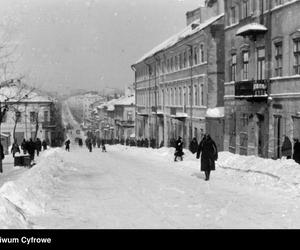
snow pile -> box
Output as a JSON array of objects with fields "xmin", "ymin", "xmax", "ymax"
[
  {"xmin": 217, "ymin": 152, "xmax": 300, "ymax": 192},
  {"xmin": 0, "ymin": 148, "xmax": 66, "ymax": 228},
  {"xmin": 109, "ymin": 145, "xmax": 300, "ymax": 194}
]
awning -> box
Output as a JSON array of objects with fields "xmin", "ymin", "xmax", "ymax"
[{"xmin": 236, "ymin": 23, "xmax": 267, "ymax": 37}]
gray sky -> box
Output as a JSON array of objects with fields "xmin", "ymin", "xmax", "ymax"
[{"xmin": 0, "ymin": 0, "xmax": 204, "ymax": 94}]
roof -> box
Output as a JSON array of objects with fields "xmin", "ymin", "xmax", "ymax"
[
  {"xmin": 114, "ymin": 95, "xmax": 135, "ymax": 106},
  {"xmin": 97, "ymin": 95, "xmax": 135, "ymax": 111},
  {"xmin": 133, "ymin": 13, "xmax": 224, "ymax": 65},
  {"xmin": 0, "ymin": 83, "xmax": 53, "ymax": 103},
  {"xmin": 236, "ymin": 23, "xmax": 268, "ymax": 37}
]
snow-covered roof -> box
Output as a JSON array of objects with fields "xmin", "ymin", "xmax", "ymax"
[
  {"xmin": 236, "ymin": 23, "xmax": 267, "ymax": 36},
  {"xmin": 97, "ymin": 95, "xmax": 135, "ymax": 111},
  {"xmin": 133, "ymin": 13, "xmax": 224, "ymax": 65},
  {"xmin": 0, "ymin": 83, "xmax": 53, "ymax": 103},
  {"xmin": 206, "ymin": 107, "xmax": 224, "ymax": 118},
  {"xmin": 97, "ymin": 98, "xmax": 118, "ymax": 110},
  {"xmin": 114, "ymin": 95, "xmax": 135, "ymax": 106}
]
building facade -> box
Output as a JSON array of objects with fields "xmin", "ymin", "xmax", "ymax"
[
  {"xmin": 97, "ymin": 95, "xmax": 135, "ymax": 142},
  {"xmin": 224, "ymin": 0, "xmax": 300, "ymax": 158},
  {"xmin": 132, "ymin": 0, "xmax": 225, "ymax": 150},
  {"xmin": 0, "ymin": 84, "xmax": 55, "ymax": 146}
]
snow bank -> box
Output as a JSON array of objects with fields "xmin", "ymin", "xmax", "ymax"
[
  {"xmin": 217, "ymin": 152, "xmax": 300, "ymax": 193},
  {"xmin": 0, "ymin": 148, "xmax": 66, "ymax": 228},
  {"xmin": 109, "ymin": 145, "xmax": 300, "ymax": 194}
]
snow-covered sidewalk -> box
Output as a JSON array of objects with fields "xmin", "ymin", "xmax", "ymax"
[{"xmin": 1, "ymin": 145, "xmax": 300, "ymax": 229}]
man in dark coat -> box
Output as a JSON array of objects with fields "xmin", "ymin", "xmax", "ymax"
[
  {"xmin": 281, "ymin": 136, "xmax": 292, "ymax": 159},
  {"xmin": 189, "ymin": 137, "xmax": 198, "ymax": 154},
  {"xmin": 196, "ymin": 134, "xmax": 218, "ymax": 181},
  {"xmin": 21, "ymin": 139, "xmax": 27, "ymax": 154},
  {"xmin": 35, "ymin": 138, "xmax": 42, "ymax": 156},
  {"xmin": 293, "ymin": 138, "xmax": 300, "ymax": 164},
  {"xmin": 174, "ymin": 136, "xmax": 184, "ymax": 161},
  {"xmin": 42, "ymin": 140, "xmax": 48, "ymax": 150},
  {"xmin": 28, "ymin": 138, "xmax": 36, "ymax": 162}
]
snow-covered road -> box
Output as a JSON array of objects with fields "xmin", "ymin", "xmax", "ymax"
[{"xmin": 25, "ymin": 145, "xmax": 300, "ymax": 229}]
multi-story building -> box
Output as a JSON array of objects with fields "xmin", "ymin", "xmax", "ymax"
[
  {"xmin": 224, "ymin": 0, "xmax": 300, "ymax": 158},
  {"xmin": 0, "ymin": 83, "xmax": 55, "ymax": 147},
  {"xmin": 131, "ymin": 0, "xmax": 225, "ymax": 150},
  {"xmin": 97, "ymin": 95, "xmax": 135, "ymax": 141}
]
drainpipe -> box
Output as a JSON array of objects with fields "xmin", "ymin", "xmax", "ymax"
[
  {"xmin": 265, "ymin": 0, "xmax": 273, "ymax": 158},
  {"xmin": 131, "ymin": 65, "xmax": 137, "ymax": 141},
  {"xmin": 154, "ymin": 54, "xmax": 160, "ymax": 148},
  {"xmin": 186, "ymin": 44, "xmax": 193, "ymax": 145},
  {"xmin": 145, "ymin": 62, "xmax": 152, "ymax": 147}
]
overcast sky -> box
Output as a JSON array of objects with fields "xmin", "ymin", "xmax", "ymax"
[{"xmin": 0, "ymin": 0, "xmax": 204, "ymax": 94}]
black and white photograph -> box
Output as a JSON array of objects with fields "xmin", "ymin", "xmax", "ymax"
[{"xmin": 0, "ymin": 0, "xmax": 300, "ymax": 240}]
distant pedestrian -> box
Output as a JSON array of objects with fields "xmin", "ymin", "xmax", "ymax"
[
  {"xmin": 0, "ymin": 143, "xmax": 4, "ymax": 173},
  {"xmin": 42, "ymin": 140, "xmax": 48, "ymax": 150},
  {"xmin": 281, "ymin": 136, "xmax": 292, "ymax": 159},
  {"xmin": 11, "ymin": 141, "xmax": 20, "ymax": 157},
  {"xmin": 174, "ymin": 136, "xmax": 184, "ymax": 162},
  {"xmin": 88, "ymin": 139, "xmax": 93, "ymax": 152},
  {"xmin": 78, "ymin": 138, "xmax": 83, "ymax": 147},
  {"xmin": 293, "ymin": 138, "xmax": 300, "ymax": 164},
  {"xmin": 65, "ymin": 139, "xmax": 71, "ymax": 152},
  {"xmin": 35, "ymin": 138, "xmax": 42, "ymax": 156},
  {"xmin": 196, "ymin": 134, "xmax": 218, "ymax": 181},
  {"xmin": 28, "ymin": 138, "xmax": 36, "ymax": 162},
  {"xmin": 189, "ymin": 137, "xmax": 198, "ymax": 154},
  {"xmin": 21, "ymin": 139, "xmax": 27, "ymax": 154},
  {"xmin": 102, "ymin": 140, "xmax": 106, "ymax": 152}
]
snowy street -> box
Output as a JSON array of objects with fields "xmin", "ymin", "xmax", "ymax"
[{"xmin": 0, "ymin": 144, "xmax": 298, "ymax": 229}]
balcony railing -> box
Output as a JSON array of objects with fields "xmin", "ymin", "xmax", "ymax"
[{"xmin": 235, "ymin": 79, "xmax": 268, "ymax": 101}]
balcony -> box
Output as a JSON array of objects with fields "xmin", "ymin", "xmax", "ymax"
[{"xmin": 235, "ymin": 79, "xmax": 268, "ymax": 102}]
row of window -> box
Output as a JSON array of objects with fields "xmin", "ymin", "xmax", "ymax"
[
  {"xmin": 230, "ymin": 39, "xmax": 300, "ymax": 81},
  {"xmin": 136, "ymin": 45, "xmax": 205, "ymax": 81},
  {"xmin": 227, "ymin": 0, "xmax": 295, "ymax": 27},
  {"xmin": 1, "ymin": 111, "xmax": 49, "ymax": 123},
  {"xmin": 137, "ymin": 80, "xmax": 205, "ymax": 108}
]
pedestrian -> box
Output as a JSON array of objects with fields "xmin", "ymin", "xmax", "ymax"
[
  {"xmin": 42, "ymin": 139, "xmax": 48, "ymax": 150},
  {"xmin": 281, "ymin": 136, "xmax": 292, "ymax": 159},
  {"xmin": 196, "ymin": 134, "xmax": 218, "ymax": 181},
  {"xmin": 189, "ymin": 137, "xmax": 198, "ymax": 154},
  {"xmin": 293, "ymin": 138, "xmax": 300, "ymax": 164},
  {"xmin": 35, "ymin": 138, "xmax": 42, "ymax": 157},
  {"xmin": 0, "ymin": 142, "xmax": 4, "ymax": 173},
  {"xmin": 11, "ymin": 140, "xmax": 20, "ymax": 158},
  {"xmin": 78, "ymin": 138, "xmax": 83, "ymax": 147},
  {"xmin": 65, "ymin": 139, "xmax": 71, "ymax": 152},
  {"xmin": 88, "ymin": 138, "xmax": 93, "ymax": 152},
  {"xmin": 21, "ymin": 138, "xmax": 27, "ymax": 154},
  {"xmin": 102, "ymin": 140, "xmax": 106, "ymax": 152},
  {"xmin": 28, "ymin": 138, "xmax": 36, "ymax": 163},
  {"xmin": 174, "ymin": 136, "xmax": 184, "ymax": 162}
]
